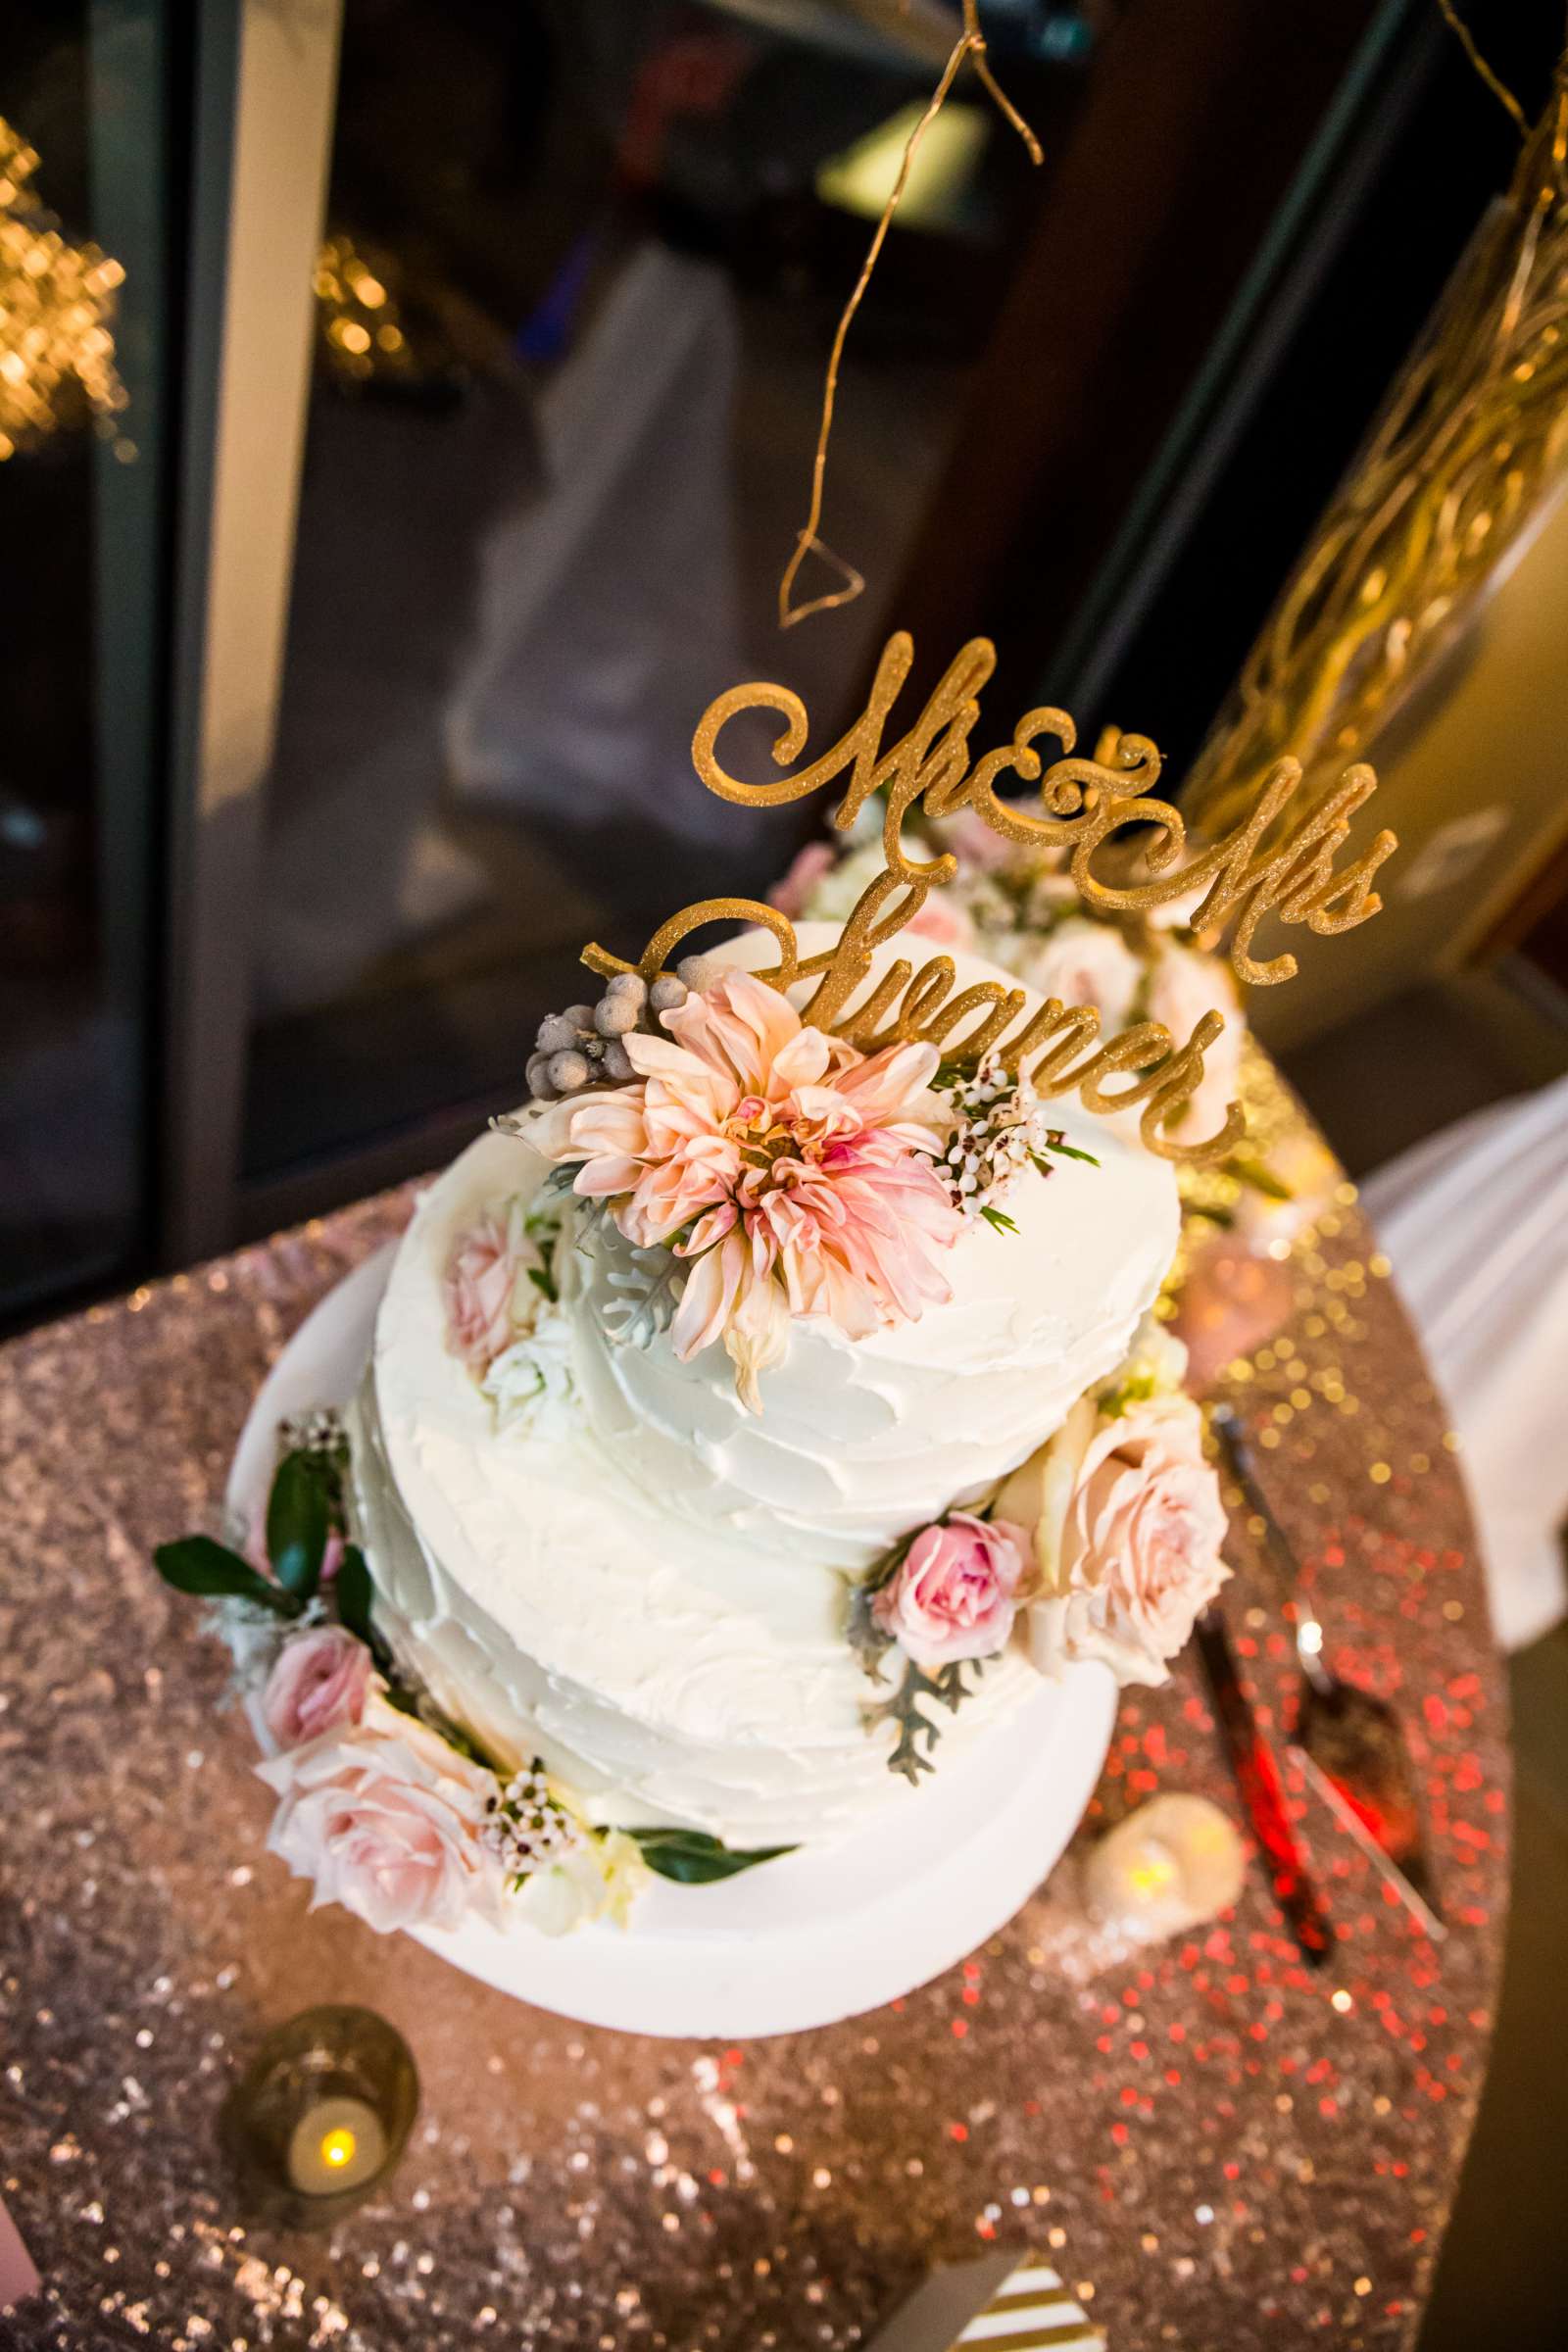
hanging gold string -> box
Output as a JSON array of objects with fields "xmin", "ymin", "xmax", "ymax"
[
  {"xmin": 1434, "ymin": 0, "xmax": 1530, "ymax": 139},
  {"xmin": 778, "ymin": 0, "xmax": 1540, "ymax": 631},
  {"xmin": 777, "ymin": 0, "xmax": 1042, "ymax": 629}
]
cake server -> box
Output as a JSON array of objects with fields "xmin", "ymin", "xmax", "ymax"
[
  {"xmin": 1192, "ymin": 1602, "xmax": 1333, "ymax": 1966},
  {"xmin": 1211, "ymin": 1405, "xmax": 1446, "ymax": 1943}
]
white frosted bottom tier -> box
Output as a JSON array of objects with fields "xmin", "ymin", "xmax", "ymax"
[{"xmin": 228, "ymin": 1245, "xmax": 1117, "ymax": 2037}]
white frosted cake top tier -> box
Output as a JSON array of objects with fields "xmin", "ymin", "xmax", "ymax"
[
  {"xmin": 566, "ymin": 928, "xmax": 1177, "ymax": 1563},
  {"xmin": 364, "ymin": 930, "xmax": 1178, "ymax": 1844}
]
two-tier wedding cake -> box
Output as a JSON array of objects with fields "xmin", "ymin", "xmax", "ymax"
[
  {"xmin": 354, "ymin": 928, "xmax": 1186, "ymax": 1859},
  {"xmin": 157, "ymin": 624, "xmax": 1389, "ymax": 2030}
]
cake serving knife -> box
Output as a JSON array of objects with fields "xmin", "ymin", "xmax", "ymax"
[
  {"xmin": 1211, "ymin": 1404, "xmax": 1446, "ymax": 1945},
  {"xmin": 1192, "ymin": 1601, "xmax": 1333, "ymax": 1967}
]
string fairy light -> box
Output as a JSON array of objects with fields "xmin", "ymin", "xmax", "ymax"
[
  {"xmin": 0, "ymin": 117, "xmax": 125, "ymax": 460},
  {"xmin": 778, "ymin": 0, "xmax": 1043, "ymax": 628}
]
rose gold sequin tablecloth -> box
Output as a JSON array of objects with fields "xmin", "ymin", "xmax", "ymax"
[{"xmin": 0, "ymin": 1168, "xmax": 1506, "ymax": 2352}]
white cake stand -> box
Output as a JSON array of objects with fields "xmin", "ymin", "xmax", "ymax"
[{"xmin": 229, "ymin": 1249, "xmax": 1116, "ymax": 2039}]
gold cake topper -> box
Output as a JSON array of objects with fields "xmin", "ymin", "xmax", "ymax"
[{"xmin": 581, "ymin": 634, "xmax": 1396, "ymax": 1165}]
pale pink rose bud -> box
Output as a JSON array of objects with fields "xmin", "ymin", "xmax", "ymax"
[
  {"xmin": 443, "ymin": 1200, "xmax": 531, "ymax": 1372},
  {"xmin": 929, "ymin": 807, "xmax": 1019, "ymax": 873},
  {"xmin": 768, "ymin": 839, "xmax": 837, "ymax": 919},
  {"xmin": 1021, "ymin": 918, "xmax": 1144, "ymax": 1032},
  {"xmin": 905, "ymin": 893, "xmax": 975, "ymax": 951},
  {"xmin": 260, "ymin": 1624, "xmax": 371, "ymax": 1749},
  {"xmin": 872, "ymin": 1512, "xmax": 1028, "ymax": 1668},
  {"xmin": 1147, "ymin": 942, "xmax": 1244, "ymax": 1142}
]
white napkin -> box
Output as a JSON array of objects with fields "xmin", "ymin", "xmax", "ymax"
[{"xmin": 1361, "ymin": 1072, "xmax": 1568, "ymax": 1650}]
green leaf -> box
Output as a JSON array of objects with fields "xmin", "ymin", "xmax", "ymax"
[
  {"xmin": 266, "ymin": 1449, "xmax": 330, "ymax": 1597},
  {"xmin": 1032, "ymin": 1138, "xmax": 1100, "ymax": 1174},
  {"xmin": 525, "ymin": 1263, "xmax": 558, "ymax": 1302},
  {"xmin": 629, "ymin": 1829, "xmax": 796, "ymax": 1885},
  {"xmin": 154, "ymin": 1537, "xmax": 297, "ymax": 1615},
  {"xmin": 334, "ymin": 1544, "xmax": 376, "ymax": 1645},
  {"xmin": 978, "ymin": 1203, "xmax": 1019, "ymax": 1236}
]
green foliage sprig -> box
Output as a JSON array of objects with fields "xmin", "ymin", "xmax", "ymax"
[
  {"xmin": 155, "ymin": 1418, "xmax": 364, "ymax": 1635},
  {"xmin": 629, "ymin": 1829, "xmax": 796, "ymax": 1883},
  {"xmin": 864, "ymin": 1655, "xmax": 978, "ymax": 1786},
  {"xmin": 156, "ymin": 1412, "xmax": 794, "ymax": 1891}
]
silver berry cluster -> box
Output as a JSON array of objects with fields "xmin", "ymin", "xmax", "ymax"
[
  {"xmin": 525, "ymin": 954, "xmax": 725, "ymax": 1102},
  {"xmin": 939, "ymin": 1057, "xmax": 1055, "ymax": 1217},
  {"xmin": 481, "ymin": 1765, "xmax": 581, "ymax": 1883}
]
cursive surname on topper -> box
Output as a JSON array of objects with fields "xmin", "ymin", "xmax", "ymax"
[{"xmin": 579, "ymin": 634, "xmax": 1396, "ymax": 1166}]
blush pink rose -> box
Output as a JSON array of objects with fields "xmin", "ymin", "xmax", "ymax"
[
  {"xmin": 1021, "ymin": 917, "xmax": 1144, "ymax": 1032},
  {"xmin": 259, "ymin": 1624, "xmax": 372, "ymax": 1750},
  {"xmin": 905, "ymin": 892, "xmax": 976, "ymax": 951},
  {"xmin": 872, "ymin": 1512, "xmax": 1028, "ymax": 1667},
  {"xmin": 769, "ymin": 839, "xmax": 838, "ymax": 918},
  {"xmin": 929, "ymin": 807, "xmax": 1020, "ymax": 873},
  {"xmin": 1147, "ymin": 941, "xmax": 1243, "ymax": 1146},
  {"xmin": 256, "ymin": 1695, "xmax": 501, "ymax": 1935},
  {"xmin": 1030, "ymin": 1395, "xmax": 1229, "ymax": 1687},
  {"xmin": 444, "ymin": 1199, "xmax": 531, "ymax": 1372}
]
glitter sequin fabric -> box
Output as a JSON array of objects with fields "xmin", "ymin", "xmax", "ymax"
[{"xmin": 0, "ymin": 1089, "xmax": 1506, "ymax": 2349}]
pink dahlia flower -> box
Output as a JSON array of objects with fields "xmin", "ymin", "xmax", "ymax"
[{"xmin": 538, "ymin": 967, "xmax": 961, "ymax": 1409}]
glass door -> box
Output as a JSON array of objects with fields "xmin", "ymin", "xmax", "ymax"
[
  {"xmin": 233, "ymin": 0, "xmax": 1097, "ymax": 1224},
  {"xmin": 0, "ymin": 2, "xmax": 176, "ymax": 1327},
  {"xmin": 162, "ymin": 0, "xmax": 1545, "ymax": 1261}
]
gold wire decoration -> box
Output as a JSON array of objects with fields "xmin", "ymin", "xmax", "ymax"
[
  {"xmin": 1434, "ymin": 0, "xmax": 1530, "ymax": 140},
  {"xmin": 579, "ymin": 632, "xmax": 1395, "ymax": 1167},
  {"xmin": 777, "ymin": 0, "xmax": 1043, "ymax": 628},
  {"xmin": 0, "ymin": 118, "xmax": 125, "ymax": 460},
  {"xmin": 1183, "ymin": 46, "xmax": 1568, "ymax": 838}
]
